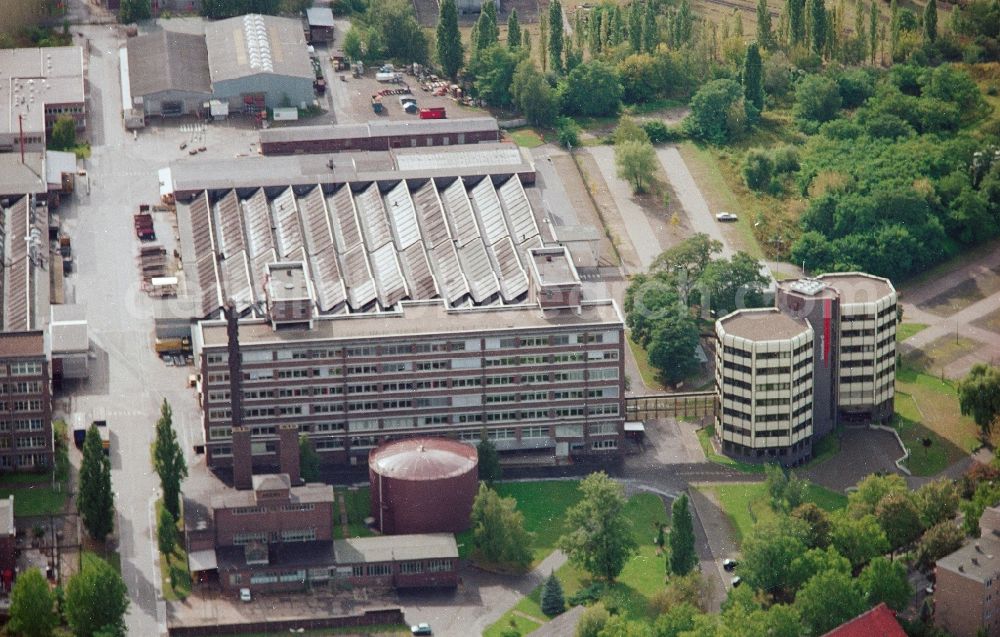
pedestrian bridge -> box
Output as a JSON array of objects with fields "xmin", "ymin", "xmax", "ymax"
[{"xmin": 625, "ymin": 391, "xmax": 717, "ymax": 421}]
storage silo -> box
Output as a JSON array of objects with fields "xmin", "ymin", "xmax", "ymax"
[{"xmin": 369, "ymin": 438, "xmax": 478, "ymax": 535}]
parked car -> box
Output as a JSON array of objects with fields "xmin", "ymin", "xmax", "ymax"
[
  {"xmin": 731, "ymin": 576, "xmax": 742, "ymax": 588},
  {"xmin": 411, "ymin": 623, "xmax": 432, "ymax": 635},
  {"xmin": 723, "ymin": 559, "xmax": 737, "ymax": 571},
  {"xmin": 239, "ymin": 588, "xmax": 251, "ymax": 602},
  {"xmin": 716, "ymin": 212, "xmax": 738, "ymax": 222}
]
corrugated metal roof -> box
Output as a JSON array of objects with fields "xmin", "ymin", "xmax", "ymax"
[
  {"xmin": 342, "ymin": 246, "xmax": 377, "ymax": 310},
  {"xmin": 215, "ymin": 189, "xmax": 246, "ymax": 256},
  {"xmin": 252, "ymin": 248, "xmax": 277, "ymax": 301},
  {"xmin": 394, "ymin": 144, "xmax": 520, "ymax": 172},
  {"xmin": 385, "ymin": 181, "xmax": 421, "ymax": 250},
  {"xmin": 355, "ymin": 184, "xmax": 392, "ymax": 250},
  {"xmin": 411, "ymin": 180, "xmax": 451, "ymax": 249},
  {"xmin": 126, "ymin": 30, "xmax": 212, "ymax": 97},
  {"xmin": 222, "ymin": 249, "xmax": 254, "ymax": 311},
  {"xmin": 2, "ymin": 197, "xmax": 30, "ymax": 331},
  {"xmin": 428, "ymin": 243, "xmax": 468, "ymax": 306},
  {"xmin": 188, "ymin": 192, "xmax": 225, "ymax": 316},
  {"xmin": 241, "ymin": 188, "xmax": 276, "ymax": 260},
  {"xmin": 196, "ymin": 251, "xmax": 223, "ymax": 317},
  {"xmin": 457, "ymin": 237, "xmax": 499, "ymax": 303},
  {"xmin": 488, "ymin": 236, "xmax": 529, "ymax": 302},
  {"xmin": 517, "ymin": 234, "xmax": 544, "ymax": 268},
  {"xmin": 306, "ymin": 6, "xmax": 335, "ymax": 27},
  {"xmin": 440, "ymin": 178, "xmax": 479, "ymax": 243},
  {"xmin": 399, "ymin": 243, "xmax": 438, "ymax": 300},
  {"xmin": 469, "ymin": 176, "xmax": 508, "ymax": 246},
  {"xmin": 370, "ymin": 243, "xmax": 407, "ymax": 308},
  {"xmin": 371, "ymin": 117, "xmax": 499, "ymax": 139},
  {"xmin": 188, "ymin": 191, "xmax": 217, "ymax": 262},
  {"xmin": 309, "ymin": 248, "xmax": 346, "ymax": 312},
  {"xmin": 272, "ymin": 188, "xmax": 302, "ymax": 259},
  {"xmin": 497, "ymin": 175, "xmax": 539, "ymax": 244},
  {"xmin": 204, "ymin": 14, "xmax": 313, "ymax": 83},
  {"xmin": 326, "ymin": 185, "xmax": 363, "ymax": 253},
  {"xmin": 297, "ymin": 186, "xmax": 333, "ymax": 254}
]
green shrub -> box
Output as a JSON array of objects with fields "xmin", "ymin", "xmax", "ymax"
[
  {"xmin": 742, "ymin": 149, "xmax": 774, "ymax": 191},
  {"xmin": 771, "ymin": 146, "xmax": 800, "ymax": 174}
]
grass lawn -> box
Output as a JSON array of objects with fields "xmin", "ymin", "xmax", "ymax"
[
  {"xmin": 626, "ymin": 334, "xmax": 667, "ymax": 392},
  {"xmin": 804, "ymin": 430, "xmax": 841, "ymax": 467},
  {"xmin": 333, "ymin": 487, "xmax": 375, "ymax": 539},
  {"xmin": 0, "ymin": 471, "xmax": 55, "ymax": 486},
  {"xmin": 696, "ymin": 426, "xmax": 765, "ymax": 474},
  {"xmin": 0, "ymin": 484, "xmax": 67, "ymax": 516},
  {"xmin": 893, "ymin": 393, "xmax": 959, "ymax": 477},
  {"xmin": 896, "ymin": 323, "xmax": 929, "ymax": 342},
  {"xmin": 973, "ymin": 306, "xmax": 1000, "ymax": 335},
  {"xmin": 156, "ymin": 500, "xmax": 191, "ymax": 600},
  {"xmin": 82, "ymin": 549, "xmax": 121, "ymax": 574},
  {"xmin": 483, "ymin": 613, "xmax": 543, "ymax": 637},
  {"xmin": 895, "ymin": 360, "xmax": 980, "ymax": 461},
  {"xmin": 484, "ymin": 492, "xmax": 668, "ymax": 634},
  {"xmin": 706, "ymin": 482, "xmax": 848, "ymax": 544},
  {"xmin": 507, "ymin": 127, "xmax": 547, "ymax": 148},
  {"xmin": 904, "ymin": 335, "xmax": 980, "ymax": 374}
]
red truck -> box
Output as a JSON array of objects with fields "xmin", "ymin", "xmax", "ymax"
[
  {"xmin": 134, "ymin": 213, "xmax": 155, "ymax": 241},
  {"xmin": 419, "ymin": 107, "xmax": 446, "ymax": 120}
]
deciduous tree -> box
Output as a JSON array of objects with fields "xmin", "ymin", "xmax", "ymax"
[
  {"xmin": 915, "ymin": 479, "xmax": 959, "ymax": 528},
  {"xmin": 849, "ymin": 473, "xmax": 908, "ymax": 517},
  {"xmin": 512, "ymin": 60, "xmax": 557, "ymax": 128},
  {"xmin": 743, "ymin": 42, "xmax": 764, "ymax": 115},
  {"xmin": 558, "ymin": 60, "xmax": 622, "ymax": 117},
  {"xmin": 794, "ymin": 570, "xmax": 866, "ymax": 636},
  {"xmin": 915, "ymin": 520, "xmax": 965, "ymax": 569},
  {"xmin": 65, "ymin": 555, "xmax": 129, "ymax": 637},
  {"xmin": 959, "ymin": 364, "xmax": 1000, "ymax": 438},
  {"xmin": 477, "ymin": 430, "xmax": 502, "ymax": 484},
  {"xmin": 470, "ymin": 483, "xmax": 532, "ymax": 567},
  {"xmin": 859, "ymin": 556, "xmax": 913, "ymax": 610},
  {"xmin": 669, "ymin": 494, "xmax": 697, "ymax": 576},
  {"xmin": 829, "ymin": 512, "xmax": 889, "ymax": 568},
  {"xmin": 740, "ymin": 518, "xmax": 807, "ymax": 595},
  {"xmin": 809, "ymin": 0, "xmax": 827, "ymax": 54},
  {"xmin": 79, "ymin": 425, "xmax": 114, "ymax": 542},
  {"xmin": 153, "ymin": 400, "xmax": 187, "ymax": 521},
  {"xmin": 118, "ymin": 0, "xmax": 151, "ymax": 23},
  {"xmin": 684, "ymin": 79, "xmax": 745, "ymax": 144},
  {"xmin": 559, "ymin": 472, "xmax": 637, "ymax": 582},
  {"xmin": 756, "ymin": 0, "xmax": 774, "ymax": 48},
  {"xmin": 788, "ymin": 0, "xmax": 806, "ymax": 44},
  {"xmin": 9, "ymin": 568, "xmax": 56, "ymax": 637},
  {"xmin": 436, "ymin": 0, "xmax": 463, "ymax": 79},
  {"xmin": 48, "ymin": 116, "xmax": 76, "ymax": 152},
  {"xmin": 299, "ymin": 435, "xmax": 320, "ymax": 483},
  {"xmin": 647, "ymin": 313, "xmax": 701, "ymax": 385},
  {"xmin": 615, "ymin": 139, "xmax": 656, "ymax": 193},
  {"xmin": 157, "ymin": 506, "xmax": 177, "ymax": 557},
  {"xmin": 923, "ymin": 0, "xmax": 937, "ymax": 42},
  {"xmin": 791, "ymin": 502, "xmax": 832, "ymax": 548},
  {"xmin": 875, "ymin": 492, "xmax": 924, "ymax": 552}
]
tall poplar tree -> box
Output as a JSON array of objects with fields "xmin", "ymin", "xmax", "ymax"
[
  {"xmin": 923, "ymin": 0, "xmax": 937, "ymax": 43},
  {"xmin": 757, "ymin": 0, "xmax": 774, "ymax": 48},
  {"xmin": 436, "ymin": 0, "xmax": 464, "ymax": 78},
  {"xmin": 668, "ymin": 494, "xmax": 697, "ymax": 576},
  {"xmin": 743, "ymin": 42, "xmax": 765, "ymax": 114},
  {"xmin": 540, "ymin": 11, "xmax": 549, "ymax": 71},
  {"xmin": 549, "ymin": 0, "xmax": 564, "ymax": 72},
  {"xmin": 869, "ymin": 0, "xmax": 878, "ymax": 64},
  {"xmin": 153, "ymin": 399, "xmax": 188, "ymax": 521},
  {"xmin": 78, "ymin": 426, "xmax": 114, "ymax": 542},
  {"xmin": 889, "ymin": 0, "xmax": 900, "ymax": 60},
  {"xmin": 589, "ymin": 7, "xmax": 602, "ymax": 56},
  {"xmin": 788, "ymin": 0, "xmax": 805, "ymax": 44},
  {"xmin": 642, "ymin": 0, "xmax": 657, "ymax": 51},
  {"xmin": 628, "ymin": 0, "xmax": 642, "ymax": 51},
  {"xmin": 810, "ymin": 0, "xmax": 826, "ymax": 54},
  {"xmin": 507, "ymin": 8, "xmax": 522, "ymax": 48}
]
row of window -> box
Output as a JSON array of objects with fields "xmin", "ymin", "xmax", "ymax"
[
  {"xmin": 0, "ymin": 401, "xmax": 43, "ymax": 412},
  {"xmin": 4, "ymin": 363, "xmax": 43, "ymax": 377},
  {"xmin": 0, "ymin": 382, "xmax": 43, "ymax": 394}
]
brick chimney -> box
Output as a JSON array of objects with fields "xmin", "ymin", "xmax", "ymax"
[
  {"xmin": 232, "ymin": 426, "xmax": 253, "ymax": 490},
  {"xmin": 278, "ymin": 424, "xmax": 301, "ymax": 485},
  {"xmin": 224, "ymin": 301, "xmax": 253, "ymax": 490}
]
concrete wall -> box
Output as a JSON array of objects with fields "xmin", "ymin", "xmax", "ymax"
[
  {"xmin": 139, "ymin": 90, "xmax": 211, "ymax": 117},
  {"xmin": 935, "ymin": 567, "xmax": 988, "ymax": 637}
]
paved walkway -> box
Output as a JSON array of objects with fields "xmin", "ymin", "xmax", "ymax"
[
  {"xmin": 898, "ymin": 245, "xmax": 1000, "ymax": 379},
  {"xmin": 655, "ymin": 147, "xmax": 734, "ymax": 260}
]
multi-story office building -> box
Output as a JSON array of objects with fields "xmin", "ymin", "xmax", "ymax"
[
  {"xmin": 0, "ymin": 332, "xmax": 53, "ymax": 471},
  {"xmin": 192, "ymin": 247, "xmax": 626, "ymax": 472},
  {"xmin": 716, "ymin": 272, "xmax": 896, "ymax": 465},
  {"xmin": 935, "ymin": 506, "xmax": 1000, "ymax": 637},
  {"xmin": 715, "ymin": 308, "xmax": 815, "ymax": 464}
]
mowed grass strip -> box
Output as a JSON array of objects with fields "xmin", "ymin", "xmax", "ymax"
[{"xmin": 705, "ymin": 481, "xmax": 848, "ymax": 544}]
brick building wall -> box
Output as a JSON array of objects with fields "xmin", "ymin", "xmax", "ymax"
[{"xmin": 0, "ymin": 333, "xmax": 53, "ymax": 472}]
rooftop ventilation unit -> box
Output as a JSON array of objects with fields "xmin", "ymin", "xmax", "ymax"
[{"xmin": 789, "ymin": 279, "xmax": 826, "ymax": 296}]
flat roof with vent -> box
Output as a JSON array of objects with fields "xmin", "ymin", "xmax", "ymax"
[
  {"xmin": 266, "ymin": 262, "xmax": 311, "ymax": 301},
  {"xmin": 936, "ymin": 536, "xmax": 1000, "ymax": 583},
  {"xmin": 788, "ymin": 279, "xmax": 827, "ymax": 296},
  {"xmin": 0, "ymin": 46, "xmax": 85, "ymax": 137}
]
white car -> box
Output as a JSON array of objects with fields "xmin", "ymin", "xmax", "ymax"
[
  {"xmin": 239, "ymin": 587, "xmax": 251, "ymax": 602},
  {"xmin": 411, "ymin": 623, "xmax": 433, "ymax": 635},
  {"xmin": 716, "ymin": 212, "xmax": 738, "ymax": 222}
]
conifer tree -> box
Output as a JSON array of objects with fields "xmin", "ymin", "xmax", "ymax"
[
  {"xmin": 541, "ymin": 572, "xmax": 566, "ymax": 616},
  {"xmin": 757, "ymin": 0, "xmax": 774, "ymax": 48},
  {"xmin": 788, "ymin": 0, "xmax": 805, "ymax": 44},
  {"xmin": 668, "ymin": 494, "xmax": 697, "ymax": 576},
  {"xmin": 642, "ymin": 0, "xmax": 657, "ymax": 51},
  {"xmin": 869, "ymin": 0, "xmax": 878, "ymax": 64},
  {"xmin": 743, "ymin": 42, "xmax": 765, "ymax": 114},
  {"xmin": 79, "ymin": 426, "xmax": 114, "ymax": 542},
  {"xmin": 810, "ymin": 0, "xmax": 826, "ymax": 54},
  {"xmin": 923, "ymin": 0, "xmax": 937, "ymax": 43},
  {"xmin": 628, "ymin": 1, "xmax": 642, "ymax": 51}
]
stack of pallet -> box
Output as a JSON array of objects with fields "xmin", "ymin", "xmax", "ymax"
[{"xmin": 138, "ymin": 245, "xmax": 168, "ymax": 284}]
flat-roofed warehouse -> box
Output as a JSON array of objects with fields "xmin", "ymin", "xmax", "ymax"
[
  {"xmin": 259, "ymin": 117, "xmax": 501, "ymax": 155},
  {"xmin": 122, "ymin": 15, "xmax": 315, "ymax": 120},
  {"xmin": 0, "ymin": 47, "xmax": 85, "ymax": 152}
]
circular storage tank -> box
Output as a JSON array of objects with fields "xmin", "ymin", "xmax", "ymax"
[{"xmin": 369, "ymin": 437, "xmax": 478, "ymax": 535}]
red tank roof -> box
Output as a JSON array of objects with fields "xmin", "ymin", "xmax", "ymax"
[{"xmin": 369, "ymin": 437, "xmax": 477, "ymax": 481}]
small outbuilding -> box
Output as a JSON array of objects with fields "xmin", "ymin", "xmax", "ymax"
[
  {"xmin": 306, "ymin": 7, "xmax": 335, "ymax": 43},
  {"xmin": 369, "ymin": 438, "xmax": 478, "ymax": 535}
]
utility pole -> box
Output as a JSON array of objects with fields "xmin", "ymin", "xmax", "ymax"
[{"xmin": 18, "ymin": 114, "xmax": 25, "ymax": 164}]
